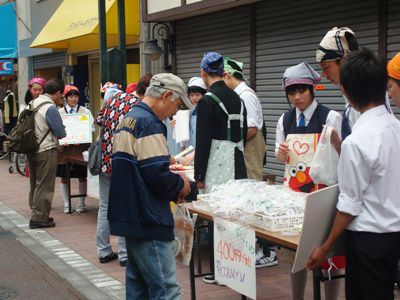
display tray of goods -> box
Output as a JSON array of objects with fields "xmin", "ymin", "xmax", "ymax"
[{"xmin": 194, "ymin": 179, "xmax": 306, "ymax": 232}]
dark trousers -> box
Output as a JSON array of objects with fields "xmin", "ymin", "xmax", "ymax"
[{"xmin": 345, "ymin": 230, "xmax": 400, "ymax": 300}]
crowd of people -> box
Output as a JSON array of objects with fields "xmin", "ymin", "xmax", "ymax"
[{"xmin": 10, "ymin": 25, "xmax": 400, "ymax": 300}]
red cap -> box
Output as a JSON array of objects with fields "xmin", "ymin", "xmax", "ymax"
[
  {"xmin": 126, "ymin": 82, "xmax": 137, "ymax": 94},
  {"xmin": 63, "ymin": 85, "xmax": 79, "ymax": 96}
]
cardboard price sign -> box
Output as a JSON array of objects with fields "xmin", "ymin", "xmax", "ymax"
[
  {"xmin": 214, "ymin": 217, "xmax": 256, "ymax": 299},
  {"xmin": 59, "ymin": 113, "xmax": 92, "ymax": 145}
]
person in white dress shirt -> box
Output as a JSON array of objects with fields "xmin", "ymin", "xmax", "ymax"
[
  {"xmin": 275, "ymin": 61, "xmax": 342, "ymax": 164},
  {"xmin": 276, "ymin": 61, "xmax": 343, "ymax": 300},
  {"xmin": 316, "ymin": 27, "xmax": 393, "ymax": 141},
  {"xmin": 57, "ymin": 85, "xmax": 94, "ymax": 213},
  {"xmin": 223, "ymin": 57, "xmax": 267, "ymax": 181},
  {"xmin": 307, "ymin": 48, "xmax": 400, "ymax": 300}
]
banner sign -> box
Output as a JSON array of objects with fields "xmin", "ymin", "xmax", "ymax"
[
  {"xmin": 59, "ymin": 113, "xmax": 92, "ymax": 145},
  {"xmin": 0, "ymin": 59, "xmax": 14, "ymax": 75},
  {"xmin": 214, "ymin": 217, "xmax": 256, "ymax": 299}
]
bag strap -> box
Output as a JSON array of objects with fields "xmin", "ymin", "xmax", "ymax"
[
  {"xmin": 32, "ymin": 101, "xmax": 53, "ymax": 113},
  {"xmin": 98, "ymin": 123, "xmax": 106, "ymax": 143},
  {"xmin": 206, "ymin": 92, "xmax": 244, "ymax": 141},
  {"xmin": 32, "ymin": 101, "xmax": 54, "ymax": 147},
  {"xmin": 38, "ymin": 129, "xmax": 51, "ymax": 146}
]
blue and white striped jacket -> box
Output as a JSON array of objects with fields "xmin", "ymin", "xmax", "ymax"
[{"xmin": 108, "ymin": 101, "xmax": 183, "ymax": 241}]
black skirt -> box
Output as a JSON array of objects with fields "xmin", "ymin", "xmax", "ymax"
[{"xmin": 56, "ymin": 164, "xmax": 87, "ymax": 179}]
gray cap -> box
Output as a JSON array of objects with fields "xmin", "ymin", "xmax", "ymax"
[
  {"xmin": 283, "ymin": 61, "xmax": 321, "ymax": 88},
  {"xmin": 149, "ymin": 73, "xmax": 193, "ymax": 109}
]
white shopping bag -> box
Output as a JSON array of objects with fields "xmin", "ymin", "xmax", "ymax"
[
  {"xmin": 284, "ymin": 133, "xmax": 319, "ymax": 193},
  {"xmin": 309, "ymin": 126, "xmax": 339, "ymax": 186},
  {"xmin": 173, "ymin": 203, "xmax": 197, "ymax": 266}
]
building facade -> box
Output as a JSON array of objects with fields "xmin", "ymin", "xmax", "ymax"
[
  {"xmin": 18, "ymin": 0, "xmax": 141, "ymax": 122},
  {"xmin": 141, "ymin": 0, "xmax": 400, "ymax": 180}
]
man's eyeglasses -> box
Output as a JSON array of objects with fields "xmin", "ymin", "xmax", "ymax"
[{"xmin": 176, "ymin": 101, "xmax": 184, "ymax": 111}]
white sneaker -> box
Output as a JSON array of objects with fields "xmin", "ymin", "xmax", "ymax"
[
  {"xmin": 76, "ymin": 204, "xmax": 86, "ymax": 213},
  {"xmin": 202, "ymin": 275, "xmax": 224, "ymax": 286},
  {"xmin": 203, "ymin": 275, "xmax": 217, "ymax": 284},
  {"xmin": 255, "ymin": 248, "xmax": 264, "ymax": 261},
  {"xmin": 256, "ymin": 249, "xmax": 279, "ymax": 268},
  {"xmin": 64, "ymin": 206, "xmax": 75, "ymax": 214}
]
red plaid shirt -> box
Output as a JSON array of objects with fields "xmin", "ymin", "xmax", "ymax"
[{"xmin": 96, "ymin": 92, "xmax": 139, "ymax": 174}]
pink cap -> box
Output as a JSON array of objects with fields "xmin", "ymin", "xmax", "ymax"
[{"xmin": 28, "ymin": 77, "xmax": 46, "ymax": 88}]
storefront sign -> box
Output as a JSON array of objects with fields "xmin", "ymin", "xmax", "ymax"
[
  {"xmin": 214, "ymin": 217, "xmax": 256, "ymax": 299},
  {"xmin": 59, "ymin": 113, "xmax": 92, "ymax": 145},
  {"xmin": 0, "ymin": 59, "xmax": 14, "ymax": 75}
]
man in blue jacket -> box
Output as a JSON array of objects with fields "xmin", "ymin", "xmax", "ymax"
[{"xmin": 108, "ymin": 73, "xmax": 192, "ymax": 299}]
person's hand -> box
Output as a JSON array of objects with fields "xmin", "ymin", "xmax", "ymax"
[
  {"xmin": 170, "ymin": 155, "xmax": 177, "ymax": 165},
  {"xmin": 181, "ymin": 152, "xmax": 195, "ymax": 166},
  {"xmin": 179, "ymin": 177, "xmax": 191, "ymax": 198},
  {"xmin": 330, "ymin": 128, "xmax": 342, "ymax": 155},
  {"xmin": 305, "ymin": 244, "xmax": 330, "ymax": 270},
  {"xmin": 276, "ymin": 142, "xmax": 290, "ymax": 162},
  {"xmin": 175, "ymin": 197, "xmax": 186, "ymax": 204},
  {"xmin": 197, "ymin": 181, "xmax": 205, "ymax": 190},
  {"xmin": 170, "ymin": 118, "xmax": 176, "ymax": 128}
]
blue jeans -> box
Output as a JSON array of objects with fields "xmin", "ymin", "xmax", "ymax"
[
  {"xmin": 96, "ymin": 172, "xmax": 127, "ymax": 260},
  {"xmin": 126, "ymin": 238, "xmax": 180, "ymax": 300}
]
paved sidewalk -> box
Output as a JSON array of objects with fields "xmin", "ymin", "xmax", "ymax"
[
  {"xmin": 2, "ymin": 159, "xmax": 398, "ymax": 299},
  {"xmin": 0, "ymin": 226, "xmax": 83, "ymax": 300}
]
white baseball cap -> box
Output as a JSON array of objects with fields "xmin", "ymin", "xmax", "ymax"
[{"xmin": 188, "ymin": 77, "xmax": 207, "ymax": 90}]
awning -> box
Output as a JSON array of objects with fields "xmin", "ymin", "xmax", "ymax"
[
  {"xmin": 30, "ymin": 0, "xmax": 139, "ymax": 53},
  {"xmin": 0, "ymin": 3, "xmax": 17, "ymax": 58}
]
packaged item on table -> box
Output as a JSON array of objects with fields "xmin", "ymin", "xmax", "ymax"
[{"xmin": 198, "ymin": 179, "xmax": 307, "ymax": 231}]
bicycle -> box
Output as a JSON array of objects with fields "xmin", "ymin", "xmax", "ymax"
[
  {"xmin": 0, "ymin": 132, "xmax": 10, "ymax": 160},
  {"xmin": 0, "ymin": 132, "xmax": 27, "ymax": 176}
]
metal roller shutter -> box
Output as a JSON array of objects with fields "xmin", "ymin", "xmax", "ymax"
[
  {"xmin": 256, "ymin": 0, "xmax": 379, "ymax": 181},
  {"xmin": 33, "ymin": 52, "xmax": 66, "ymax": 69},
  {"xmin": 175, "ymin": 5, "xmax": 251, "ymax": 84},
  {"xmin": 387, "ymin": 0, "xmax": 400, "ymax": 117},
  {"xmin": 387, "ymin": 0, "xmax": 400, "ymax": 60}
]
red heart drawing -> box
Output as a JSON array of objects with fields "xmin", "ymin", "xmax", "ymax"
[{"xmin": 293, "ymin": 141, "xmax": 310, "ymax": 155}]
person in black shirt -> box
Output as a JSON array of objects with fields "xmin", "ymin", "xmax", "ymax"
[
  {"xmin": 194, "ymin": 52, "xmax": 247, "ymax": 193},
  {"xmin": 195, "ymin": 52, "xmax": 248, "ymax": 285}
]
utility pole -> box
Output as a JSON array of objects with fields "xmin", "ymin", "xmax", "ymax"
[
  {"xmin": 98, "ymin": 0, "xmax": 107, "ymax": 85},
  {"xmin": 118, "ymin": 0, "xmax": 127, "ymax": 90}
]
